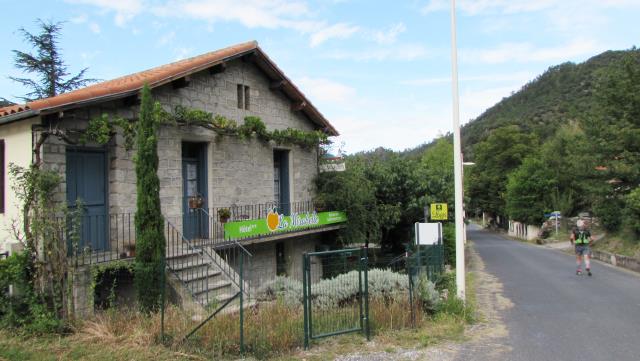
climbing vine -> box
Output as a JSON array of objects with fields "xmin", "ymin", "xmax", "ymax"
[
  {"xmin": 89, "ymin": 260, "xmax": 135, "ymax": 310},
  {"xmin": 87, "ymin": 104, "xmax": 330, "ymax": 150}
]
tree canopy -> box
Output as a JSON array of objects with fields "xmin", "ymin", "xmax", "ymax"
[{"xmin": 10, "ymin": 19, "xmax": 97, "ymax": 101}]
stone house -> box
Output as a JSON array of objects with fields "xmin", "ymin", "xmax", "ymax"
[{"xmin": 0, "ymin": 41, "xmax": 345, "ymax": 313}]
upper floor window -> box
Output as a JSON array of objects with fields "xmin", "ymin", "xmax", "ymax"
[{"xmin": 237, "ymin": 84, "xmax": 250, "ymax": 110}]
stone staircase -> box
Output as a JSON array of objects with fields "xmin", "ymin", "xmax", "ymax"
[{"xmin": 165, "ymin": 220, "xmax": 251, "ymax": 312}]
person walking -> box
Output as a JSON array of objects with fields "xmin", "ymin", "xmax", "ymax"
[{"xmin": 570, "ymin": 220, "xmax": 593, "ymax": 276}]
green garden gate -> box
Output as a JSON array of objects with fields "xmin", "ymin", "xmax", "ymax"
[{"xmin": 302, "ymin": 248, "xmax": 370, "ymax": 349}]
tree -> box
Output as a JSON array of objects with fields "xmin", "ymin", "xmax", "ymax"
[
  {"xmin": 505, "ymin": 157, "xmax": 556, "ymax": 224},
  {"xmin": 467, "ymin": 126, "xmax": 538, "ymax": 221},
  {"xmin": 134, "ymin": 85, "xmax": 166, "ymax": 312},
  {"xmin": 10, "ymin": 19, "xmax": 97, "ymax": 101}
]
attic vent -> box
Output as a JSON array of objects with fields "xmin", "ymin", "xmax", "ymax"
[{"xmin": 237, "ymin": 84, "xmax": 250, "ymax": 110}]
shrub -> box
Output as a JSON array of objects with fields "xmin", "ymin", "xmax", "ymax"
[
  {"xmin": 0, "ymin": 252, "xmax": 62, "ymax": 333},
  {"xmin": 256, "ymin": 269, "xmax": 411, "ymax": 308},
  {"xmin": 415, "ymin": 273, "xmax": 440, "ymax": 313}
]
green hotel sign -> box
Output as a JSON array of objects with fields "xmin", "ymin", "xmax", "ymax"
[{"xmin": 224, "ymin": 211, "xmax": 347, "ymax": 239}]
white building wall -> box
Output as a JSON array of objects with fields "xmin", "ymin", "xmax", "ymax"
[{"xmin": 0, "ymin": 117, "xmax": 39, "ymax": 253}]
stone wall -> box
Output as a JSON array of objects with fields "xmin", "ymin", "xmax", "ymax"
[
  {"xmin": 43, "ymin": 57, "xmax": 321, "ymax": 222},
  {"xmin": 243, "ymin": 234, "xmax": 322, "ymax": 286},
  {"xmin": 508, "ymin": 220, "xmax": 540, "ymax": 241},
  {"xmin": 592, "ymin": 250, "xmax": 640, "ymax": 273}
]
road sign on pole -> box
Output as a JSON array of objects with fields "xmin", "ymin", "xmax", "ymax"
[{"xmin": 430, "ymin": 203, "xmax": 449, "ymax": 221}]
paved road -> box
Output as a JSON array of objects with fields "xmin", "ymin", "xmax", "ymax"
[{"xmin": 460, "ymin": 225, "xmax": 640, "ymax": 361}]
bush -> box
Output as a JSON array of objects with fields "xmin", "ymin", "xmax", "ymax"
[
  {"xmin": 443, "ymin": 223, "xmax": 456, "ymax": 266},
  {"xmin": 415, "ymin": 273, "xmax": 440, "ymax": 313},
  {"xmin": 257, "ymin": 269, "xmax": 411, "ymax": 308},
  {"xmin": 624, "ymin": 187, "xmax": 640, "ymax": 239},
  {"xmin": 0, "ymin": 252, "xmax": 62, "ymax": 333},
  {"xmin": 593, "ymin": 196, "xmax": 624, "ymax": 232}
]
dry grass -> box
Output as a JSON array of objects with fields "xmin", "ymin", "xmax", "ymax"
[{"xmin": 0, "ymin": 289, "xmax": 471, "ymax": 360}]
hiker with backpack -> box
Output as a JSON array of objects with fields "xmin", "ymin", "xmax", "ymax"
[{"xmin": 570, "ymin": 220, "xmax": 593, "ymax": 276}]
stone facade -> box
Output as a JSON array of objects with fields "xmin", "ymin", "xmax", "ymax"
[
  {"xmin": 36, "ymin": 56, "xmax": 330, "ymax": 313},
  {"xmin": 42, "ymin": 57, "xmax": 320, "ymax": 224}
]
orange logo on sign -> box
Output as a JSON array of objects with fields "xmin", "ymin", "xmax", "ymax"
[{"xmin": 267, "ymin": 209, "xmax": 280, "ymax": 231}]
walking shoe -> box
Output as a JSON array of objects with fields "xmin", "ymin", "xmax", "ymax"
[
  {"xmin": 576, "ymin": 269, "xmax": 582, "ymax": 275},
  {"xmin": 587, "ymin": 269, "xmax": 592, "ymax": 276}
]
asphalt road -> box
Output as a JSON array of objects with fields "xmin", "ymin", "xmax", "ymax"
[{"xmin": 462, "ymin": 225, "xmax": 640, "ymax": 361}]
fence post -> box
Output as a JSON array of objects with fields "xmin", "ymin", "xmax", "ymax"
[
  {"xmin": 240, "ymin": 251, "xmax": 244, "ymax": 354},
  {"xmin": 160, "ymin": 256, "xmax": 166, "ymax": 343},
  {"xmin": 408, "ymin": 265, "xmax": 415, "ymax": 328},
  {"xmin": 303, "ymin": 253, "xmax": 309, "ymax": 350},
  {"xmin": 363, "ymin": 247, "xmax": 370, "ymax": 341},
  {"xmin": 358, "ymin": 248, "xmax": 364, "ymax": 333}
]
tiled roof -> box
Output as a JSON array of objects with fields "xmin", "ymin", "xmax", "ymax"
[
  {"xmin": 0, "ymin": 41, "xmax": 338, "ymax": 135},
  {"xmin": 0, "ymin": 104, "xmax": 31, "ymax": 116}
]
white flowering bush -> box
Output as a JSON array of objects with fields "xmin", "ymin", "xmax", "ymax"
[
  {"xmin": 256, "ymin": 268, "xmax": 437, "ymax": 310},
  {"xmin": 415, "ymin": 273, "xmax": 440, "ymax": 313},
  {"xmin": 255, "ymin": 275, "xmax": 303, "ymax": 306}
]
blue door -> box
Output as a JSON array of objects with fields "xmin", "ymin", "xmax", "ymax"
[
  {"xmin": 66, "ymin": 149, "xmax": 108, "ymax": 252},
  {"xmin": 182, "ymin": 143, "xmax": 208, "ymax": 240}
]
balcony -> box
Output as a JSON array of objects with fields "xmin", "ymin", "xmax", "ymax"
[
  {"xmin": 183, "ymin": 200, "xmax": 347, "ymax": 247},
  {"xmin": 66, "ymin": 201, "xmax": 347, "ymax": 266}
]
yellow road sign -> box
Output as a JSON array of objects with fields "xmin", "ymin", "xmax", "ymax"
[{"xmin": 430, "ymin": 203, "xmax": 448, "ymax": 220}]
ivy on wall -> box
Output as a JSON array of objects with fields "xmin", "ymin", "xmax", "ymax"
[{"xmin": 85, "ymin": 104, "xmax": 330, "ymax": 150}]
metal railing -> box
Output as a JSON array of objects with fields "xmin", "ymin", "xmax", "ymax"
[
  {"xmin": 67, "ymin": 213, "xmax": 136, "ymax": 266},
  {"xmin": 184, "ymin": 200, "xmax": 328, "ymax": 248},
  {"xmin": 165, "ymin": 218, "xmax": 252, "ymax": 307}
]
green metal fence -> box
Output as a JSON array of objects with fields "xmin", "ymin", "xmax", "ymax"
[
  {"xmin": 302, "ymin": 248, "xmax": 370, "ymax": 349},
  {"xmin": 406, "ymin": 244, "xmax": 444, "ymax": 327}
]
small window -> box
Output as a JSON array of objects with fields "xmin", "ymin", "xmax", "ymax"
[
  {"xmin": 237, "ymin": 84, "xmax": 250, "ymax": 110},
  {"xmin": 0, "ymin": 139, "xmax": 4, "ymax": 214}
]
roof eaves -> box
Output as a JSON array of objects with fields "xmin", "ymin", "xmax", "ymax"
[{"xmin": 0, "ymin": 109, "xmax": 39, "ymax": 125}]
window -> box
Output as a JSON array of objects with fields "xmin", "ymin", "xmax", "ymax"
[
  {"xmin": 0, "ymin": 139, "xmax": 4, "ymax": 213},
  {"xmin": 273, "ymin": 150, "xmax": 290, "ymax": 214},
  {"xmin": 237, "ymin": 84, "xmax": 250, "ymax": 110}
]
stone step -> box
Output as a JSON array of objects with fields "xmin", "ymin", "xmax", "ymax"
[
  {"xmin": 196, "ymin": 291, "xmax": 238, "ymax": 307},
  {"xmin": 191, "ymin": 279, "xmax": 234, "ymax": 296},
  {"xmin": 176, "ymin": 266, "xmax": 222, "ymax": 283},
  {"xmin": 166, "ymin": 248, "xmax": 202, "ymax": 260},
  {"xmin": 169, "ymin": 259, "xmax": 211, "ymax": 272}
]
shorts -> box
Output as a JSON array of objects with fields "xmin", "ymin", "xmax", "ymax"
[{"xmin": 575, "ymin": 244, "xmax": 591, "ymax": 256}]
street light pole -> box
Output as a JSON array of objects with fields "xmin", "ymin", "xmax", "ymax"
[{"xmin": 450, "ymin": 0, "xmax": 465, "ymax": 301}]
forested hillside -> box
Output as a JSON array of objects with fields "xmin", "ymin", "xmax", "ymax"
[
  {"xmin": 462, "ymin": 47, "xmax": 640, "ymax": 240},
  {"xmin": 461, "ymin": 49, "xmax": 638, "ymax": 159},
  {"xmin": 316, "ymin": 47, "xmax": 640, "ymax": 253}
]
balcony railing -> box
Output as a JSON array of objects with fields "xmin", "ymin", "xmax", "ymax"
[
  {"xmin": 183, "ymin": 200, "xmax": 340, "ymax": 248},
  {"xmin": 63, "ymin": 200, "xmax": 343, "ymax": 266}
]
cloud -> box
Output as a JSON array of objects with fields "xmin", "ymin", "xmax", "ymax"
[
  {"xmin": 369, "ymin": 22, "xmax": 406, "ymax": 45},
  {"xmin": 65, "ymin": 0, "xmax": 144, "ymax": 26},
  {"xmin": 295, "ymin": 77, "xmax": 356, "ymax": 104},
  {"xmin": 422, "ymin": 0, "xmax": 560, "ymax": 16},
  {"xmin": 89, "ymin": 23, "xmax": 101, "ymax": 33},
  {"xmin": 157, "ymin": 31, "xmax": 176, "ymax": 46},
  {"xmin": 462, "ymin": 40, "xmax": 602, "ymax": 64},
  {"xmin": 152, "ymin": 0, "xmax": 313, "ymax": 29},
  {"xmin": 173, "ymin": 47, "xmax": 194, "ymax": 61},
  {"xmin": 310, "ymin": 23, "xmax": 360, "ymax": 47},
  {"xmin": 326, "ymin": 43, "xmax": 430, "ymax": 61},
  {"xmin": 401, "ymin": 71, "xmax": 536, "ymax": 86}
]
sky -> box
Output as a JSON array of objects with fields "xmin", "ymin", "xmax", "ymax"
[{"xmin": 1, "ymin": 0, "xmax": 639, "ymax": 154}]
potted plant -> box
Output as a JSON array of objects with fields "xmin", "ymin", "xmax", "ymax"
[
  {"xmin": 218, "ymin": 208, "xmax": 231, "ymax": 223},
  {"xmin": 188, "ymin": 194, "xmax": 204, "ymax": 209}
]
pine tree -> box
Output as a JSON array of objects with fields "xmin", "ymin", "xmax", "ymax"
[
  {"xmin": 10, "ymin": 19, "xmax": 97, "ymax": 101},
  {"xmin": 134, "ymin": 84, "xmax": 166, "ymax": 312}
]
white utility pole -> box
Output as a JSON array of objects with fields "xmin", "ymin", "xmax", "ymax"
[{"xmin": 450, "ymin": 0, "xmax": 465, "ymax": 301}]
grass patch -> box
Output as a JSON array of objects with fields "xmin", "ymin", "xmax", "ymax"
[
  {"xmin": 592, "ymin": 234, "xmax": 640, "ymax": 258},
  {"xmin": 0, "ymin": 269, "xmax": 478, "ymax": 361}
]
